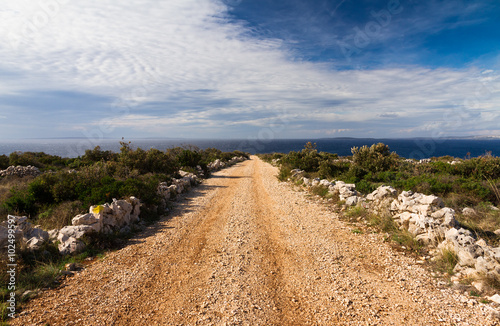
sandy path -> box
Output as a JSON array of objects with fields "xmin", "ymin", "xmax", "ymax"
[{"xmin": 12, "ymin": 157, "xmax": 496, "ymax": 325}]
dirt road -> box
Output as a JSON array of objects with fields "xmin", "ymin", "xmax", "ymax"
[{"xmin": 13, "ymin": 157, "xmax": 496, "ymax": 325}]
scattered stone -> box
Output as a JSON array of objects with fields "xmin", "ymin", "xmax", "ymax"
[
  {"xmin": 290, "ymin": 169, "xmax": 305, "ymax": 178},
  {"xmin": 462, "ymin": 207, "xmax": 476, "ymax": 216},
  {"xmin": 0, "ymin": 215, "xmax": 49, "ymax": 251},
  {"xmin": 287, "ymin": 167, "xmax": 500, "ymax": 285},
  {"xmin": 207, "ymin": 156, "xmax": 245, "ymax": 171},
  {"xmin": 21, "ymin": 290, "xmax": 38, "ymax": 301},
  {"xmin": 472, "ymin": 281, "xmax": 484, "ymax": 293},
  {"xmin": 488, "ymin": 294, "xmax": 500, "ymax": 305},
  {"xmin": 65, "ymin": 263, "xmax": 78, "ymax": 271},
  {"xmin": 330, "ymin": 181, "xmax": 358, "ymax": 201}
]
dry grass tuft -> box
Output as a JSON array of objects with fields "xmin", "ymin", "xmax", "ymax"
[{"xmin": 35, "ymin": 201, "xmax": 85, "ymax": 230}]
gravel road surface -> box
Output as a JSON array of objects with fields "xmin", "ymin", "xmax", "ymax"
[{"xmin": 12, "ymin": 157, "xmax": 497, "ymax": 325}]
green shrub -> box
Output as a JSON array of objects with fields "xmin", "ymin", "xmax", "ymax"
[
  {"xmin": 177, "ymin": 149, "xmax": 202, "ymax": 168},
  {"xmin": 278, "ymin": 164, "xmax": 292, "ymax": 181},
  {"xmin": 2, "ymin": 186, "xmax": 35, "ymax": 216},
  {"xmin": 8, "ymin": 151, "xmax": 70, "ymax": 170},
  {"xmin": 119, "ymin": 142, "xmax": 178, "ymax": 175},
  {"xmin": 355, "ymin": 179, "xmax": 375, "ymax": 194},
  {"xmin": 0, "ymin": 155, "xmax": 9, "ymax": 169},
  {"xmin": 345, "ymin": 206, "xmax": 368, "ymax": 220},
  {"xmin": 351, "ymin": 143, "xmax": 399, "ymax": 174},
  {"xmin": 81, "ymin": 146, "xmax": 117, "ymax": 165}
]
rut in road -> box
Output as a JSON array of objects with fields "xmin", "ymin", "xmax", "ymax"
[{"xmin": 12, "ymin": 157, "xmax": 496, "ymax": 325}]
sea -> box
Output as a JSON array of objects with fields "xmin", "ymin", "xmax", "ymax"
[{"xmin": 1, "ymin": 138, "xmax": 500, "ymax": 160}]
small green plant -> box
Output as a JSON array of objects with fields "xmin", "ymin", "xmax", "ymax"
[
  {"xmin": 469, "ymin": 290, "xmax": 481, "ymax": 297},
  {"xmin": 277, "ymin": 164, "xmax": 292, "ymax": 181},
  {"xmin": 435, "ymin": 248, "xmax": 459, "ymax": 275},
  {"xmin": 345, "ymin": 206, "xmax": 368, "ymax": 219},
  {"xmin": 351, "ymin": 228, "xmax": 362, "ymax": 234},
  {"xmin": 310, "ymin": 185, "xmax": 329, "ymax": 197},
  {"xmin": 368, "ymin": 214, "xmax": 398, "ymax": 233}
]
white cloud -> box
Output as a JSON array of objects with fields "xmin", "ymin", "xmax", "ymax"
[{"xmin": 0, "ymin": 0, "xmax": 499, "ymax": 138}]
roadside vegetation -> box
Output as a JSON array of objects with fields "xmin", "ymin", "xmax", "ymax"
[
  {"xmin": 0, "ymin": 141, "xmax": 248, "ymax": 320},
  {"xmin": 260, "ymin": 141, "xmax": 500, "ymax": 236}
]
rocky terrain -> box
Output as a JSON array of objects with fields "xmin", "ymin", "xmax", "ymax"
[
  {"xmin": 10, "ymin": 157, "xmax": 498, "ymax": 325},
  {"xmin": 0, "ymin": 165, "xmax": 40, "ymax": 178}
]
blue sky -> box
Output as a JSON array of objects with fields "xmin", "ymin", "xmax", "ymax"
[{"xmin": 0, "ymin": 0, "xmax": 499, "ymax": 140}]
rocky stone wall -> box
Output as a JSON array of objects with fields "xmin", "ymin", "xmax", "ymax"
[
  {"xmin": 290, "ymin": 169, "xmax": 500, "ymax": 292},
  {"xmin": 208, "ymin": 156, "xmax": 246, "ymax": 171},
  {"xmin": 0, "ymin": 165, "xmax": 41, "ymax": 177}
]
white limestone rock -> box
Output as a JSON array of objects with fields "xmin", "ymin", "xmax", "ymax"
[
  {"xmin": 319, "ymin": 179, "xmax": 332, "ymax": 187},
  {"xmin": 58, "ymin": 237, "xmax": 86, "ymax": 255},
  {"xmin": 345, "ymin": 196, "xmax": 360, "ymax": 207},
  {"xmin": 366, "ymin": 185, "xmax": 397, "ymax": 201},
  {"xmin": 462, "ymin": 207, "xmax": 476, "ymax": 216},
  {"xmin": 72, "ymin": 213, "xmax": 98, "ymax": 226}
]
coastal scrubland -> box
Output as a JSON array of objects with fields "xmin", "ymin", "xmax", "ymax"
[{"xmin": 260, "ymin": 142, "xmax": 500, "ymax": 236}]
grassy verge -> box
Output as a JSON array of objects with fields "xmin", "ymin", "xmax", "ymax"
[{"xmin": 434, "ymin": 247, "xmax": 459, "ymax": 275}]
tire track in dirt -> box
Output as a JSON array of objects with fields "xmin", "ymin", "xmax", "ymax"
[{"xmin": 250, "ymin": 158, "xmax": 317, "ymax": 325}]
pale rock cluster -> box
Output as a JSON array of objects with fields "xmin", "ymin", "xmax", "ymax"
[
  {"xmin": 157, "ymin": 170, "xmax": 200, "ymax": 205},
  {"xmin": 208, "ymin": 156, "xmax": 246, "ymax": 171},
  {"xmin": 196, "ymin": 165, "xmax": 205, "ymax": 178},
  {"xmin": 208, "ymin": 159, "xmax": 226, "ymax": 171},
  {"xmin": 439, "ymin": 228, "xmax": 500, "ymax": 283},
  {"xmin": 299, "ymin": 173, "xmax": 362, "ymax": 206},
  {"xmin": 57, "ymin": 196, "xmax": 141, "ymax": 254},
  {"xmin": 0, "ymin": 216, "xmax": 49, "ymax": 251},
  {"xmin": 389, "ymin": 191, "xmax": 457, "ymax": 245},
  {"xmin": 366, "ymin": 186, "xmax": 500, "ymax": 286},
  {"xmin": 0, "ymin": 197, "xmax": 142, "ymax": 255},
  {"xmin": 0, "ymin": 165, "xmax": 41, "ymax": 177}
]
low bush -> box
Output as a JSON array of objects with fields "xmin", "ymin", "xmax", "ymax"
[
  {"xmin": 344, "ymin": 206, "xmax": 369, "ymax": 221},
  {"xmin": 0, "ymin": 155, "xmax": 9, "ymax": 170},
  {"xmin": 277, "ymin": 163, "xmax": 293, "ymax": 181},
  {"xmin": 8, "ymin": 151, "xmax": 72, "ymax": 170}
]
